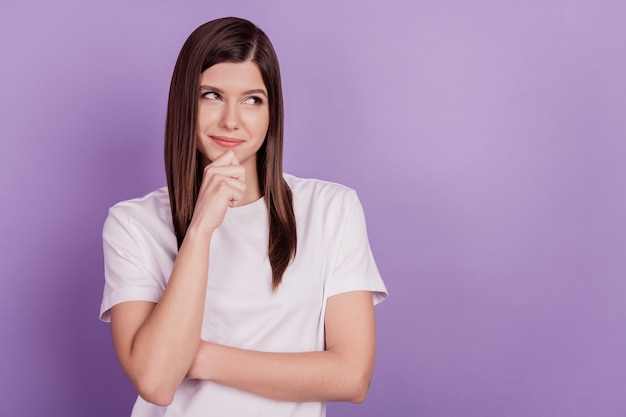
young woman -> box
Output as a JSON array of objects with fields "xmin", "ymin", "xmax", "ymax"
[{"xmin": 100, "ymin": 17, "xmax": 388, "ymax": 417}]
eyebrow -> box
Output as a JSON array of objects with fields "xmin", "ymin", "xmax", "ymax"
[{"xmin": 200, "ymin": 84, "xmax": 268, "ymax": 98}]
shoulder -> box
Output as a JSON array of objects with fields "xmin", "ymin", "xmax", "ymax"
[
  {"xmin": 105, "ymin": 187, "xmax": 173, "ymax": 235},
  {"xmin": 283, "ymin": 173, "xmax": 358, "ymax": 208},
  {"xmin": 108, "ymin": 187, "xmax": 170, "ymax": 218}
]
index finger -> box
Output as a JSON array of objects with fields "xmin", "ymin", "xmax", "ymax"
[{"xmin": 210, "ymin": 151, "xmax": 240, "ymax": 167}]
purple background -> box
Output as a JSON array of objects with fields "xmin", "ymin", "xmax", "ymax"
[{"xmin": 1, "ymin": 1, "xmax": 625, "ymax": 416}]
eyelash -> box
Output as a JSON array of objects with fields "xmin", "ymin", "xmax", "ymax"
[
  {"xmin": 201, "ymin": 92, "xmax": 263, "ymax": 105},
  {"xmin": 245, "ymin": 96, "xmax": 263, "ymax": 105},
  {"xmin": 203, "ymin": 91, "xmax": 220, "ymax": 100}
]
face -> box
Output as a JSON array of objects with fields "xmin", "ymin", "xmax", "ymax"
[{"xmin": 196, "ymin": 61, "xmax": 269, "ymax": 173}]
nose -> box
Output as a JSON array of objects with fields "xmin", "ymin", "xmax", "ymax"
[{"xmin": 219, "ymin": 102, "xmax": 239, "ymax": 130}]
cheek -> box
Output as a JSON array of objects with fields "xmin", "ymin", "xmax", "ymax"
[
  {"xmin": 260, "ymin": 118, "xmax": 270, "ymax": 136},
  {"xmin": 243, "ymin": 112, "xmax": 269, "ymax": 136},
  {"xmin": 258, "ymin": 112, "xmax": 270, "ymax": 136},
  {"xmin": 197, "ymin": 106, "xmax": 219, "ymax": 127}
]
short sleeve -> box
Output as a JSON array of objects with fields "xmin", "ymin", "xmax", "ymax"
[
  {"xmin": 99, "ymin": 206, "xmax": 166, "ymax": 322},
  {"xmin": 326, "ymin": 191, "xmax": 388, "ymax": 304}
]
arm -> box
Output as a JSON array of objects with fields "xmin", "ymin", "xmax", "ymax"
[
  {"xmin": 109, "ymin": 152, "xmax": 246, "ymax": 406},
  {"xmin": 187, "ymin": 290, "xmax": 377, "ymax": 403}
]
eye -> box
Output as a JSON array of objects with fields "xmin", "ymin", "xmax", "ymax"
[
  {"xmin": 202, "ymin": 91, "xmax": 220, "ymax": 100},
  {"xmin": 243, "ymin": 96, "xmax": 263, "ymax": 105}
]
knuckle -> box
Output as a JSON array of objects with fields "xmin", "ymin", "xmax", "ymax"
[{"xmin": 203, "ymin": 166, "xmax": 215, "ymax": 177}]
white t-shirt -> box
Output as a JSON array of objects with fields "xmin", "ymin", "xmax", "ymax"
[{"xmin": 100, "ymin": 174, "xmax": 388, "ymax": 417}]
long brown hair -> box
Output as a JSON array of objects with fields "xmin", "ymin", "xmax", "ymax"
[{"xmin": 164, "ymin": 17, "xmax": 296, "ymax": 289}]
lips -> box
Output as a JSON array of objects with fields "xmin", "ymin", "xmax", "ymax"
[{"xmin": 210, "ymin": 136, "xmax": 245, "ymax": 148}]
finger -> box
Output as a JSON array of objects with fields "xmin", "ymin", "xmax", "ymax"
[
  {"xmin": 209, "ymin": 150, "xmax": 239, "ymax": 167},
  {"xmin": 227, "ymin": 153, "xmax": 240, "ymax": 166},
  {"xmin": 197, "ymin": 175, "xmax": 246, "ymax": 203},
  {"xmin": 220, "ymin": 176, "xmax": 248, "ymax": 207},
  {"xmin": 203, "ymin": 164, "xmax": 246, "ymax": 182},
  {"xmin": 217, "ymin": 175, "xmax": 247, "ymax": 195}
]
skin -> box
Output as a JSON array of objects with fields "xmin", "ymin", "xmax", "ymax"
[
  {"xmin": 109, "ymin": 61, "xmax": 377, "ymax": 407},
  {"xmin": 195, "ymin": 61, "xmax": 269, "ymax": 205}
]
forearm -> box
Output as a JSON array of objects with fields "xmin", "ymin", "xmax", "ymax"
[
  {"xmin": 189, "ymin": 341, "xmax": 373, "ymax": 403},
  {"xmin": 115, "ymin": 229, "xmax": 212, "ymax": 404},
  {"xmin": 110, "ymin": 153, "xmax": 250, "ymax": 406}
]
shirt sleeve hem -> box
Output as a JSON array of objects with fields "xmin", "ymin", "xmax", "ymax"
[
  {"xmin": 99, "ymin": 287, "xmax": 162, "ymax": 322},
  {"xmin": 326, "ymin": 277, "xmax": 389, "ymax": 306}
]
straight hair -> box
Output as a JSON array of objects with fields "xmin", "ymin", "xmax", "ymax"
[{"xmin": 164, "ymin": 17, "xmax": 297, "ymax": 289}]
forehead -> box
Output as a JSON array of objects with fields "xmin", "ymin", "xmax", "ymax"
[{"xmin": 199, "ymin": 61, "xmax": 266, "ymax": 91}]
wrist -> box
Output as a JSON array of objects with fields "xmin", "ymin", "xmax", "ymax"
[{"xmin": 184, "ymin": 224, "xmax": 215, "ymax": 246}]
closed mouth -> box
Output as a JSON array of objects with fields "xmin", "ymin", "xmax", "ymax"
[{"xmin": 210, "ymin": 136, "xmax": 245, "ymax": 148}]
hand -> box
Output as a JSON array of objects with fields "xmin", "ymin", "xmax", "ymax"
[{"xmin": 188, "ymin": 151, "xmax": 246, "ymax": 235}]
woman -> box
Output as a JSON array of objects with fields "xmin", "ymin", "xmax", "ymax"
[{"xmin": 100, "ymin": 17, "xmax": 388, "ymax": 417}]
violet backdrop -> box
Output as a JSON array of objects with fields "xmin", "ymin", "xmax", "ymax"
[{"xmin": 1, "ymin": 1, "xmax": 625, "ymax": 416}]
